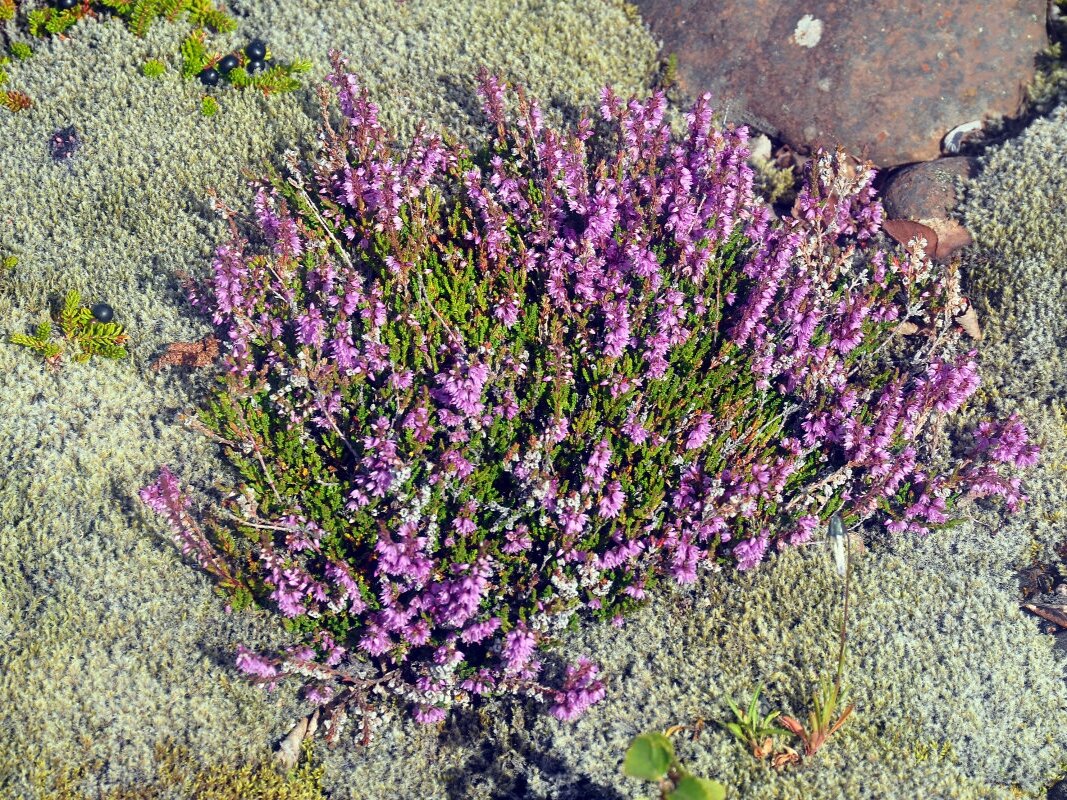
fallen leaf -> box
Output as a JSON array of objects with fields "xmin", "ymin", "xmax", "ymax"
[
  {"xmin": 954, "ymin": 304, "xmax": 982, "ymax": 341},
  {"xmin": 893, "ymin": 321, "xmax": 921, "ymax": 336},
  {"xmin": 1024, "ymin": 603, "xmax": 1067, "ymax": 629},
  {"xmin": 274, "ymin": 709, "xmax": 319, "ymax": 771},
  {"xmin": 883, "ymin": 219, "xmax": 939, "ymax": 261},
  {"xmin": 151, "ymin": 334, "xmax": 219, "ymax": 370},
  {"xmin": 771, "ymin": 747, "xmax": 801, "ymax": 769}
]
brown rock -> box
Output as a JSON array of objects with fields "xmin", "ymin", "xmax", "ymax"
[
  {"xmin": 882, "ymin": 156, "xmax": 977, "ymax": 219},
  {"xmin": 635, "ymin": 1, "xmax": 1046, "ymax": 168}
]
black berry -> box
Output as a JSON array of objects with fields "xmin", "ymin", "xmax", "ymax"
[
  {"xmin": 217, "ymin": 54, "xmax": 239, "ymax": 74},
  {"xmin": 90, "ymin": 303, "xmax": 114, "ymax": 323},
  {"xmin": 55, "ymin": 0, "xmax": 78, "ymax": 9},
  {"xmin": 246, "ymin": 59, "xmax": 264, "ymax": 73},
  {"xmin": 244, "ymin": 39, "xmax": 266, "ymax": 61},
  {"xmin": 199, "ymin": 68, "xmax": 220, "ymax": 87},
  {"xmin": 49, "ymin": 125, "xmax": 80, "ymax": 162}
]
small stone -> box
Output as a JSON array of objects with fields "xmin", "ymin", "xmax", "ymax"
[
  {"xmin": 882, "ymin": 157, "xmax": 978, "ymax": 220},
  {"xmin": 199, "ymin": 68, "xmax": 220, "ymax": 87},
  {"xmin": 90, "ymin": 303, "xmax": 114, "ymax": 323},
  {"xmin": 882, "ymin": 157, "xmax": 978, "ymax": 261},
  {"xmin": 49, "ymin": 125, "xmax": 80, "ymax": 162},
  {"xmin": 217, "ymin": 54, "xmax": 239, "ymax": 74},
  {"xmin": 748, "ymin": 133, "xmax": 772, "ymax": 163},
  {"xmin": 245, "ymin": 39, "xmax": 267, "ymax": 61}
]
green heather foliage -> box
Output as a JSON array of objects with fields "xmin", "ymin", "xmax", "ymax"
[{"xmin": 27, "ymin": 0, "xmax": 235, "ymax": 39}]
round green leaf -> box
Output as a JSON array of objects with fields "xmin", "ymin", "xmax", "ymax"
[
  {"xmin": 623, "ymin": 732, "xmax": 674, "ymax": 781},
  {"xmin": 667, "ymin": 775, "xmax": 727, "ymax": 800}
]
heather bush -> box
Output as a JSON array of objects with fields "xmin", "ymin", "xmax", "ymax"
[{"xmin": 142, "ymin": 51, "xmax": 1037, "ymax": 744}]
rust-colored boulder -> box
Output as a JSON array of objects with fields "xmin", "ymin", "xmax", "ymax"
[{"xmin": 636, "ymin": 1, "xmax": 1046, "ymax": 167}]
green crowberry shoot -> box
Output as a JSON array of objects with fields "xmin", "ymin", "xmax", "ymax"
[{"xmin": 140, "ymin": 51, "xmax": 1037, "ymax": 745}]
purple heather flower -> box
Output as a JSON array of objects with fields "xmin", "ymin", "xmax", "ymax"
[
  {"xmin": 434, "ymin": 359, "xmax": 491, "ymax": 417},
  {"xmin": 788, "ymin": 515, "xmax": 819, "ymax": 546},
  {"xmin": 502, "ymin": 524, "xmax": 532, "ymax": 554},
  {"xmin": 685, "ymin": 412, "xmax": 713, "ymax": 451},
  {"xmin": 358, "ymin": 624, "xmax": 392, "ymax": 656},
  {"xmin": 413, "ymin": 704, "xmax": 448, "ymax": 724},
  {"xmin": 501, "ymin": 626, "xmax": 536, "ymax": 673},
  {"xmin": 236, "ymin": 645, "xmax": 280, "ymax": 682},
  {"xmin": 583, "ymin": 439, "xmax": 612, "ymax": 492},
  {"xmin": 598, "ymin": 481, "xmax": 625, "ymax": 519},
  {"xmin": 549, "ymin": 657, "xmax": 606, "ymax": 721},
  {"xmin": 460, "ymin": 669, "xmax": 496, "ymax": 696},
  {"xmin": 461, "ymin": 617, "xmax": 501, "ymax": 644},
  {"xmin": 733, "ymin": 531, "xmax": 770, "ymax": 572},
  {"xmin": 303, "ymin": 683, "xmax": 335, "ymax": 705}
]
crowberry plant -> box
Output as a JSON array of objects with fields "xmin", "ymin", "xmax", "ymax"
[{"xmin": 142, "ymin": 51, "xmax": 1037, "ymax": 744}]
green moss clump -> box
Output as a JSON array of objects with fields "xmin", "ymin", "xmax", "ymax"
[
  {"xmin": 142, "ymin": 57, "xmax": 166, "ymax": 77},
  {"xmin": 10, "ymin": 41, "xmax": 33, "ymax": 60},
  {"xmin": 34, "ymin": 741, "xmax": 325, "ymax": 800}
]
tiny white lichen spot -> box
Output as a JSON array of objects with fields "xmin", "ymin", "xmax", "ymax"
[{"xmin": 793, "ymin": 14, "xmax": 823, "ymax": 48}]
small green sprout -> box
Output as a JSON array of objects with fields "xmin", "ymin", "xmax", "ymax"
[
  {"xmin": 777, "ymin": 512, "xmax": 855, "ymax": 759},
  {"xmin": 200, "ymin": 95, "xmax": 219, "ymax": 117},
  {"xmin": 9, "ymin": 321, "xmax": 63, "ymax": 362},
  {"xmin": 1, "ymin": 255, "xmax": 15, "ymax": 271},
  {"xmin": 721, "ymin": 684, "xmax": 788, "ymax": 760},
  {"xmin": 10, "ymin": 42, "xmax": 33, "ymax": 60},
  {"xmin": 623, "ymin": 732, "xmax": 726, "ymax": 800},
  {"xmin": 142, "ymin": 58, "xmax": 166, "ymax": 78}
]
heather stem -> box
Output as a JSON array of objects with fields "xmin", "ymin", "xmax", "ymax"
[{"xmin": 833, "ymin": 525, "xmax": 850, "ymax": 706}]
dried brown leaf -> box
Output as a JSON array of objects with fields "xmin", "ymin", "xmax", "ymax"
[
  {"xmin": 151, "ymin": 334, "xmax": 219, "ymax": 370},
  {"xmin": 777, "ymin": 715, "xmax": 805, "ymax": 737},
  {"xmin": 954, "ymin": 305, "xmax": 982, "ymax": 341},
  {"xmin": 1024, "ymin": 603, "xmax": 1067, "ymax": 629},
  {"xmin": 883, "ymin": 219, "xmax": 939, "ymax": 261}
]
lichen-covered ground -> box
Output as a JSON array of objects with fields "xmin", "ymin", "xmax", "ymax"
[{"xmin": 0, "ymin": 3, "xmax": 1064, "ymax": 799}]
